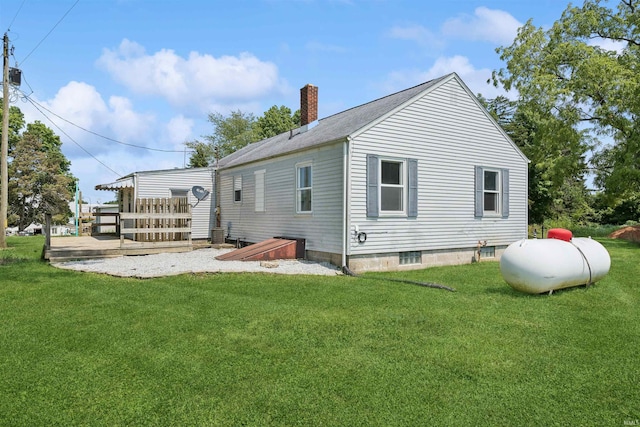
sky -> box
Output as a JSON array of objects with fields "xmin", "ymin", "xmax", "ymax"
[{"xmin": 0, "ymin": 0, "xmax": 574, "ymax": 204}]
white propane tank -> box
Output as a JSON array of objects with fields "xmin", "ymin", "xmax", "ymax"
[{"xmin": 500, "ymin": 236, "xmax": 611, "ymax": 294}]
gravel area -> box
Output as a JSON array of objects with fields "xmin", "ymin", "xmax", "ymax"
[{"xmin": 53, "ymin": 247, "xmax": 342, "ymax": 278}]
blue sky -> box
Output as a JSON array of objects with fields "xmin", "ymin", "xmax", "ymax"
[{"xmin": 1, "ymin": 0, "xmax": 573, "ymax": 203}]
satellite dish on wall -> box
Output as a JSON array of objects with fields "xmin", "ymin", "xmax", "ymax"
[{"xmin": 192, "ymin": 186, "xmax": 210, "ymax": 201}]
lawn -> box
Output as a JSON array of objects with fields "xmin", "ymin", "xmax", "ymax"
[{"xmin": 1, "ymin": 236, "xmax": 638, "ymax": 426}]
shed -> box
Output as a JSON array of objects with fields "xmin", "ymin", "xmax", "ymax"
[{"xmin": 96, "ymin": 166, "xmax": 216, "ymax": 240}]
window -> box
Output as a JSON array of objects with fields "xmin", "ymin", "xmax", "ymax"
[
  {"xmin": 381, "ymin": 160, "xmax": 404, "ymax": 212},
  {"xmin": 475, "ymin": 166, "xmax": 509, "ymax": 218},
  {"xmin": 480, "ymin": 246, "xmax": 495, "ymax": 258},
  {"xmin": 296, "ymin": 163, "xmax": 312, "ymax": 213},
  {"xmin": 399, "ymin": 251, "xmax": 421, "ymax": 265},
  {"xmin": 366, "ymin": 155, "xmax": 418, "ymax": 218},
  {"xmin": 171, "ymin": 189, "xmax": 189, "ymax": 198},
  {"xmin": 255, "ymin": 170, "xmax": 265, "ymax": 212},
  {"xmin": 483, "ymin": 170, "xmax": 500, "ymax": 214},
  {"xmin": 234, "ymin": 176, "xmax": 242, "ymax": 202}
]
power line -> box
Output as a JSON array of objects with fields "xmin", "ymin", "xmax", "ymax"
[
  {"xmin": 25, "ymin": 95, "xmax": 122, "ymax": 177},
  {"xmin": 20, "ymin": 0, "xmax": 80, "ymax": 65},
  {"xmin": 6, "ymin": 0, "xmax": 27, "ymax": 31},
  {"xmin": 26, "ymin": 95, "xmax": 192, "ymax": 153}
]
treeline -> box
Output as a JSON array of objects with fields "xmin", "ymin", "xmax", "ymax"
[{"xmin": 487, "ymin": 0, "xmax": 640, "ymax": 226}]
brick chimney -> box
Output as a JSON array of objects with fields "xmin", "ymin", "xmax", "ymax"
[{"xmin": 300, "ymin": 84, "xmax": 318, "ymax": 126}]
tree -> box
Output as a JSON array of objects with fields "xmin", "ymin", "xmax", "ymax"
[
  {"xmin": 9, "ymin": 132, "xmax": 74, "ymax": 229},
  {"xmin": 0, "ymin": 102, "xmax": 25, "ymax": 151},
  {"xmin": 184, "ymin": 140, "xmax": 214, "ymax": 168},
  {"xmin": 204, "ymin": 110, "xmax": 259, "ymax": 159},
  {"xmin": 480, "ymin": 95, "xmax": 589, "ymax": 223},
  {"xmin": 188, "ymin": 106, "xmax": 301, "ymax": 167},
  {"xmin": 492, "ymin": 0, "xmax": 640, "ymax": 208},
  {"xmin": 255, "ymin": 105, "xmax": 300, "ymax": 139}
]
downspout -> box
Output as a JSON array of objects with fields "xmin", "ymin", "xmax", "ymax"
[
  {"xmin": 133, "ymin": 173, "xmax": 139, "ymax": 213},
  {"xmin": 74, "ymin": 180, "xmax": 79, "ymax": 236},
  {"xmin": 215, "ymin": 163, "xmax": 221, "ymax": 228},
  {"xmin": 342, "ymin": 137, "xmax": 352, "ymax": 270}
]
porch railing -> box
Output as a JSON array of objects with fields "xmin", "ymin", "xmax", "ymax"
[{"xmin": 119, "ymin": 197, "xmax": 191, "ymax": 248}]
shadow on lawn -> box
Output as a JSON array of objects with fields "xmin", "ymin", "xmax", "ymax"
[{"xmin": 485, "ymin": 282, "xmax": 597, "ymax": 297}]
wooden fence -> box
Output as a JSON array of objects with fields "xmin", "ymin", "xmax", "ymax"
[{"xmin": 119, "ymin": 197, "xmax": 192, "ymax": 248}]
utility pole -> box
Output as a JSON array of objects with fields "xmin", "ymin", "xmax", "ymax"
[{"xmin": 1, "ymin": 33, "xmax": 9, "ymax": 249}]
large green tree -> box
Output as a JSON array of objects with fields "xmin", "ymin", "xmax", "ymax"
[
  {"xmin": 481, "ymin": 95, "xmax": 590, "ymax": 223},
  {"xmin": 0, "ymin": 102, "xmax": 25, "ymax": 150},
  {"xmin": 492, "ymin": 0, "xmax": 640, "ymax": 222},
  {"xmin": 205, "ymin": 110, "xmax": 259, "ymax": 160},
  {"xmin": 255, "ymin": 105, "xmax": 300, "ymax": 139},
  {"xmin": 9, "ymin": 132, "xmax": 74, "ymax": 229},
  {"xmin": 2, "ymin": 111, "xmax": 75, "ymax": 228}
]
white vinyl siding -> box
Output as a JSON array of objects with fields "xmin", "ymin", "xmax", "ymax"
[
  {"xmin": 254, "ymin": 170, "xmax": 265, "ymax": 212},
  {"xmin": 219, "ymin": 142, "xmax": 343, "ymax": 254},
  {"xmin": 350, "ymin": 77, "xmax": 527, "ymax": 256}
]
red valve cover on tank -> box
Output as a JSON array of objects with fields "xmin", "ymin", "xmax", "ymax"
[{"xmin": 547, "ymin": 228, "xmax": 573, "ymax": 242}]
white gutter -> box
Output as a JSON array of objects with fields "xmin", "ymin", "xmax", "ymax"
[{"xmin": 342, "ymin": 137, "xmax": 352, "ymax": 270}]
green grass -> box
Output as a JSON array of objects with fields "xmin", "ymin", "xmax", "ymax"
[{"xmin": 1, "ymin": 236, "xmax": 639, "ymax": 426}]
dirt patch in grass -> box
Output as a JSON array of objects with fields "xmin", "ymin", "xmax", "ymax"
[{"xmin": 609, "ymin": 225, "xmax": 640, "ymax": 243}]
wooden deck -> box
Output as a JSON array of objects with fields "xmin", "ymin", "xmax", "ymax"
[{"xmin": 44, "ymin": 235, "xmax": 200, "ymax": 263}]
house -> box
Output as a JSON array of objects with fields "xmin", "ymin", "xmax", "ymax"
[
  {"xmin": 23, "ymin": 223, "xmax": 43, "ymax": 235},
  {"xmin": 50, "ymin": 225, "xmax": 71, "ymax": 236},
  {"xmin": 95, "ymin": 166, "xmax": 216, "ymax": 240},
  {"xmin": 216, "ymin": 73, "xmax": 529, "ymax": 272}
]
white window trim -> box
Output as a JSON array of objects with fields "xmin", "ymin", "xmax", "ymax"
[
  {"xmin": 483, "ymin": 168, "xmax": 501, "ymax": 217},
  {"xmin": 379, "ymin": 157, "xmax": 407, "ymax": 216},
  {"xmin": 296, "ymin": 162, "xmax": 313, "ymax": 214}
]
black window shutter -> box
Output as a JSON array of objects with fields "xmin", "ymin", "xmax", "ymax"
[
  {"xmin": 367, "ymin": 154, "xmax": 379, "ymax": 217},
  {"xmin": 408, "ymin": 158, "xmax": 418, "ymax": 218}
]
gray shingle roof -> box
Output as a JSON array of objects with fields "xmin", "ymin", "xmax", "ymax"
[{"xmin": 218, "ymin": 74, "xmax": 452, "ymax": 169}]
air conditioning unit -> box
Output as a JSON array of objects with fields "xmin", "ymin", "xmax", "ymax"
[{"xmin": 211, "ymin": 228, "xmax": 225, "ymax": 244}]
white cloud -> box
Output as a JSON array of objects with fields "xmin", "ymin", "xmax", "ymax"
[
  {"xmin": 29, "ymin": 81, "xmax": 157, "ymax": 159},
  {"xmin": 442, "ymin": 7, "xmax": 522, "ymax": 45},
  {"xmin": 20, "ymin": 80, "xmax": 194, "ymax": 202},
  {"xmin": 106, "ymin": 95, "xmax": 155, "ymax": 145},
  {"xmin": 166, "ymin": 115, "xmax": 195, "ymax": 147},
  {"xmin": 381, "ymin": 55, "xmax": 508, "ymax": 99},
  {"xmin": 588, "ymin": 37, "xmax": 626, "ymax": 54},
  {"xmin": 97, "ymin": 39, "xmax": 284, "ymax": 112},
  {"xmin": 387, "ymin": 24, "xmax": 445, "ymax": 49}
]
